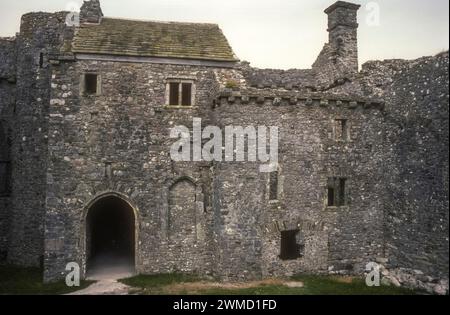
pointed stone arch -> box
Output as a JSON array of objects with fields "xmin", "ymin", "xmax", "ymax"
[
  {"xmin": 161, "ymin": 176, "xmax": 204, "ymax": 242},
  {"xmin": 80, "ymin": 191, "xmax": 140, "ymax": 279}
]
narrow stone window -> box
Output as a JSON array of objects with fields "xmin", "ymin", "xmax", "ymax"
[
  {"xmin": 84, "ymin": 73, "xmax": 98, "ymax": 95},
  {"xmin": 181, "ymin": 83, "xmax": 192, "ymax": 106},
  {"xmin": 104, "ymin": 162, "xmax": 112, "ymax": 179},
  {"xmin": 279, "ymin": 230, "xmax": 302, "ymax": 260},
  {"xmin": 269, "ymin": 170, "xmax": 278, "ymax": 201},
  {"xmin": 166, "ymin": 80, "xmax": 195, "ymax": 106},
  {"xmin": 327, "ymin": 185, "xmax": 335, "ymax": 207},
  {"xmin": 327, "ymin": 177, "xmax": 347, "ymax": 207},
  {"xmin": 169, "ymin": 82, "xmax": 180, "ymax": 105},
  {"xmin": 39, "ymin": 52, "xmax": 44, "ymax": 68},
  {"xmin": 334, "ymin": 119, "xmax": 348, "ymax": 141}
]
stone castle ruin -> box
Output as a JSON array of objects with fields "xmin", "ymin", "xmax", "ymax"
[{"xmin": 0, "ymin": 1, "xmax": 448, "ymax": 293}]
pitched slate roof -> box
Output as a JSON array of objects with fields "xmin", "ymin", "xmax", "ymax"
[{"xmin": 71, "ymin": 17, "xmax": 238, "ymax": 62}]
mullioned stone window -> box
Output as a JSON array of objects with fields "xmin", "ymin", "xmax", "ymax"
[
  {"xmin": 269, "ymin": 170, "xmax": 279, "ymax": 201},
  {"xmin": 165, "ymin": 79, "xmax": 196, "ymax": 107}
]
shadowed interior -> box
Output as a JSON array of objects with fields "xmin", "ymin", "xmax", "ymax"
[{"xmin": 86, "ymin": 196, "xmax": 135, "ymax": 271}]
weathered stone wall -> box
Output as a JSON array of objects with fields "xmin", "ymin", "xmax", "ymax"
[
  {"xmin": 239, "ymin": 62, "xmax": 316, "ymax": 91},
  {"xmin": 211, "ymin": 161, "xmax": 264, "ymax": 281},
  {"xmin": 326, "ymin": 52, "xmax": 449, "ymax": 293},
  {"xmin": 42, "ymin": 53, "xmax": 387, "ymax": 283},
  {"xmin": 212, "ymin": 90, "xmax": 385, "ymax": 280},
  {"xmin": 0, "ymin": 37, "xmax": 16, "ymax": 262},
  {"xmin": 44, "ymin": 59, "xmax": 221, "ymax": 281},
  {"xmin": 6, "ymin": 12, "xmax": 69, "ymax": 266},
  {"xmin": 42, "ymin": 52, "xmax": 448, "ymax": 287},
  {"xmin": 380, "ymin": 53, "xmax": 449, "ymax": 289},
  {"xmin": 0, "ymin": 120, "xmax": 12, "ymax": 262},
  {"xmin": 1, "ymin": 1, "xmax": 447, "ymax": 293},
  {"xmin": 0, "ymin": 38, "xmax": 16, "ymax": 82}
]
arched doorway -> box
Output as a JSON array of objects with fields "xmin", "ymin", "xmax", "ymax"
[{"xmin": 85, "ymin": 195, "xmax": 136, "ymax": 279}]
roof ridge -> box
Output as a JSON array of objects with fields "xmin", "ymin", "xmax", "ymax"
[
  {"xmin": 73, "ymin": 15, "xmax": 238, "ymax": 62},
  {"xmin": 102, "ymin": 16, "xmax": 219, "ymax": 27}
]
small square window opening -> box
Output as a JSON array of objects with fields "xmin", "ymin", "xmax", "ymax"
[{"xmin": 84, "ymin": 74, "xmax": 98, "ymax": 95}]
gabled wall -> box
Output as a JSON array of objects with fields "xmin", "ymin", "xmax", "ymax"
[{"xmin": 43, "ymin": 58, "xmax": 223, "ymax": 281}]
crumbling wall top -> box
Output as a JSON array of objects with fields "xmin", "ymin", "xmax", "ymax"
[{"xmin": 0, "ymin": 37, "xmax": 16, "ymax": 82}]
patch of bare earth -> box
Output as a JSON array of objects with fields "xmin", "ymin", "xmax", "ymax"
[{"xmin": 158, "ymin": 279, "xmax": 303, "ymax": 294}]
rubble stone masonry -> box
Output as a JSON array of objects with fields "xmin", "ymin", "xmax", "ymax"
[{"xmin": 0, "ymin": 1, "xmax": 447, "ymax": 294}]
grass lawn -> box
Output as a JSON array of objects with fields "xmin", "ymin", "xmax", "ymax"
[
  {"xmin": 119, "ymin": 273, "xmax": 419, "ymax": 295},
  {"xmin": 0, "ymin": 265, "xmax": 94, "ymax": 295},
  {"xmin": 0, "ymin": 265, "xmax": 420, "ymax": 295}
]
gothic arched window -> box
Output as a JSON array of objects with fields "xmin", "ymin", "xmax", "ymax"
[{"xmin": 168, "ymin": 178, "xmax": 197, "ymax": 243}]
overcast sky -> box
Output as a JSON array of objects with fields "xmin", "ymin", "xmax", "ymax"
[{"xmin": 0, "ymin": 0, "xmax": 448, "ymax": 69}]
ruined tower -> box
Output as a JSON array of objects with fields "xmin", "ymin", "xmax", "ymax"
[
  {"xmin": 325, "ymin": 1, "xmax": 360, "ymax": 73},
  {"xmin": 313, "ymin": 1, "xmax": 361, "ymax": 86}
]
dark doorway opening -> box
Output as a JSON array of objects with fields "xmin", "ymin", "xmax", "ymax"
[
  {"xmin": 279, "ymin": 229, "xmax": 302, "ymax": 260},
  {"xmin": 86, "ymin": 196, "xmax": 135, "ymax": 277},
  {"xmin": 84, "ymin": 73, "xmax": 98, "ymax": 95}
]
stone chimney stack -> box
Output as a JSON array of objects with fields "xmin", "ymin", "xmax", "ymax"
[
  {"xmin": 324, "ymin": 1, "xmax": 361, "ymax": 73},
  {"xmin": 80, "ymin": 0, "xmax": 103, "ymax": 24}
]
